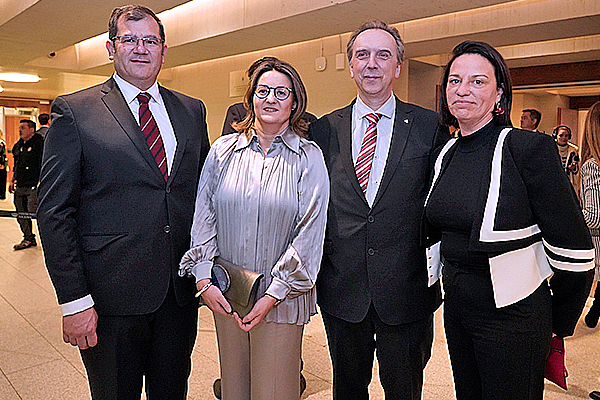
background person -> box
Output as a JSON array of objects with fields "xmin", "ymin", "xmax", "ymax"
[
  {"xmin": 9, "ymin": 119, "xmax": 43, "ymax": 250},
  {"xmin": 0, "ymin": 132, "xmax": 7, "ymax": 200},
  {"xmin": 37, "ymin": 113, "xmax": 50, "ymax": 139},
  {"xmin": 577, "ymin": 101, "xmax": 600, "ymax": 330},
  {"xmin": 520, "ymin": 108, "xmax": 542, "ymax": 132},
  {"xmin": 310, "ymin": 20, "xmax": 448, "ymax": 400},
  {"xmin": 37, "ymin": 5, "xmax": 210, "ymax": 399},
  {"xmin": 425, "ymin": 40, "xmax": 594, "ymax": 400},
  {"xmin": 554, "ymin": 124, "xmax": 579, "ymax": 184},
  {"xmin": 180, "ymin": 57, "xmax": 329, "ymax": 400}
]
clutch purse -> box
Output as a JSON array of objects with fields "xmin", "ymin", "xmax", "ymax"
[
  {"xmin": 544, "ymin": 335, "xmax": 568, "ymax": 390},
  {"xmin": 211, "ymin": 257, "xmax": 264, "ymax": 318}
]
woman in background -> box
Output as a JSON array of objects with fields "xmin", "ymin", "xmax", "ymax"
[
  {"xmin": 424, "ymin": 40, "xmax": 594, "ymax": 399},
  {"xmin": 180, "ymin": 57, "xmax": 329, "ymax": 400},
  {"xmin": 577, "ymin": 101, "xmax": 600, "ymax": 330}
]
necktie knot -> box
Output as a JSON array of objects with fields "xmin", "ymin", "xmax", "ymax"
[
  {"xmin": 365, "ymin": 112, "xmax": 382, "ymax": 126},
  {"xmin": 137, "ymin": 92, "xmax": 151, "ymax": 104}
]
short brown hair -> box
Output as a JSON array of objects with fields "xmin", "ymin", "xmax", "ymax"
[
  {"xmin": 233, "ymin": 58, "xmax": 309, "ymax": 138},
  {"xmin": 109, "ymin": 5, "xmax": 165, "ymax": 43}
]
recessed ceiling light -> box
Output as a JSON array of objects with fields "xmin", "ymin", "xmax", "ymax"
[
  {"xmin": 0, "ymin": 73, "xmax": 41, "ymax": 83},
  {"xmin": 0, "ymin": 84, "xmax": 3, "ymax": 92}
]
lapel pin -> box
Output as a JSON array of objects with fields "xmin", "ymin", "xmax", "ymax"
[{"xmin": 404, "ymin": 119, "xmax": 409, "ymax": 124}]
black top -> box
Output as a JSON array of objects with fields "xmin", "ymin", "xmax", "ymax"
[
  {"xmin": 12, "ymin": 133, "xmax": 44, "ymax": 187},
  {"xmin": 426, "ymin": 121, "xmax": 495, "ymax": 269}
]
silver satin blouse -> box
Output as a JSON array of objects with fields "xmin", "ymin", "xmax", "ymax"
[{"xmin": 179, "ymin": 129, "xmax": 329, "ymax": 325}]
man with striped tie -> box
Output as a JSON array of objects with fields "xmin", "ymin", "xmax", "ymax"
[
  {"xmin": 310, "ymin": 20, "xmax": 449, "ymax": 400},
  {"xmin": 37, "ymin": 5, "xmax": 210, "ymax": 399}
]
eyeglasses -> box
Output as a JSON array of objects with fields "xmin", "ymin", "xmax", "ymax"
[
  {"xmin": 253, "ymin": 84, "xmax": 292, "ymax": 101},
  {"xmin": 111, "ymin": 35, "xmax": 164, "ymax": 49}
]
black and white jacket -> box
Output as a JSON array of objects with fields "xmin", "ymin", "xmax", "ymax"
[{"xmin": 424, "ymin": 125, "xmax": 593, "ymax": 332}]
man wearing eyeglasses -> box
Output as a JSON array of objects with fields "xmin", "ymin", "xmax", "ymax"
[
  {"xmin": 37, "ymin": 5, "xmax": 210, "ymax": 399},
  {"xmin": 310, "ymin": 21, "xmax": 448, "ymax": 399}
]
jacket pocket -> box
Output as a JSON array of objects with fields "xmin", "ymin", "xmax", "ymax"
[{"xmin": 81, "ymin": 233, "xmax": 128, "ymax": 252}]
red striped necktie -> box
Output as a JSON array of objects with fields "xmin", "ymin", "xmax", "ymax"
[
  {"xmin": 137, "ymin": 92, "xmax": 167, "ymax": 181},
  {"xmin": 355, "ymin": 112, "xmax": 382, "ymax": 195}
]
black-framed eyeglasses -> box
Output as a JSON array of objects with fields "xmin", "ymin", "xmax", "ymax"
[
  {"xmin": 111, "ymin": 35, "xmax": 164, "ymax": 49},
  {"xmin": 253, "ymin": 84, "xmax": 292, "ymax": 101}
]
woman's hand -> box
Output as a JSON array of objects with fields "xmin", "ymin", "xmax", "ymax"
[
  {"xmin": 197, "ymin": 279, "xmax": 232, "ymax": 316},
  {"xmin": 233, "ymin": 295, "xmax": 277, "ymax": 332}
]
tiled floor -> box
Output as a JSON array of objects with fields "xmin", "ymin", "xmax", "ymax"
[{"xmin": 1, "ymin": 192, "xmax": 599, "ymax": 399}]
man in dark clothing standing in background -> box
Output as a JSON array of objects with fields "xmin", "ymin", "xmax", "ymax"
[{"xmin": 9, "ymin": 119, "xmax": 43, "ymax": 250}]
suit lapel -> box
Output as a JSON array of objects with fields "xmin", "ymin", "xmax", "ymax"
[
  {"xmin": 160, "ymin": 86, "xmax": 188, "ymax": 183},
  {"xmin": 101, "ymin": 79, "xmax": 163, "ymax": 180},
  {"xmin": 336, "ymin": 103, "xmax": 368, "ymax": 204},
  {"xmin": 372, "ymin": 97, "xmax": 412, "ymax": 207}
]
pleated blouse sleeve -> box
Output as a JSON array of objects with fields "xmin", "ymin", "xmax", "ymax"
[
  {"xmin": 581, "ymin": 159, "xmax": 600, "ymax": 229},
  {"xmin": 179, "ymin": 137, "xmax": 235, "ymax": 282},
  {"xmin": 265, "ymin": 140, "xmax": 330, "ymax": 301}
]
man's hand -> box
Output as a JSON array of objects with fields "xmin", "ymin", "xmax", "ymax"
[
  {"xmin": 63, "ymin": 307, "xmax": 98, "ymax": 350},
  {"xmin": 8, "ymin": 181, "xmax": 14, "ymax": 193},
  {"xmin": 233, "ymin": 295, "xmax": 277, "ymax": 332}
]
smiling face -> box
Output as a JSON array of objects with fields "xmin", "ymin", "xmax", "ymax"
[
  {"xmin": 446, "ymin": 53, "xmax": 502, "ymax": 135},
  {"xmin": 350, "ymin": 29, "xmax": 401, "ymax": 110},
  {"xmin": 556, "ymin": 128, "xmax": 570, "ymax": 145},
  {"xmin": 253, "ymin": 70, "xmax": 295, "ymax": 133},
  {"xmin": 106, "ymin": 16, "xmax": 167, "ymax": 90}
]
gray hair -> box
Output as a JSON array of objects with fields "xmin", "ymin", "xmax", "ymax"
[{"xmin": 347, "ymin": 20, "xmax": 404, "ymax": 64}]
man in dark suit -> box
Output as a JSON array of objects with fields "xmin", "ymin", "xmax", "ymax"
[
  {"xmin": 310, "ymin": 21, "xmax": 447, "ymax": 399},
  {"xmin": 37, "ymin": 5, "xmax": 210, "ymax": 399}
]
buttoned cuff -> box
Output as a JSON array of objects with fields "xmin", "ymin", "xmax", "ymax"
[
  {"xmin": 265, "ymin": 277, "xmax": 290, "ymax": 302},
  {"xmin": 192, "ymin": 260, "xmax": 213, "ymax": 283},
  {"xmin": 60, "ymin": 295, "xmax": 94, "ymax": 316}
]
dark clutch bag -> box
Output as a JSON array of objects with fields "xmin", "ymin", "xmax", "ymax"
[
  {"xmin": 544, "ymin": 335, "xmax": 568, "ymax": 390},
  {"xmin": 211, "ymin": 256, "xmax": 264, "ymax": 318}
]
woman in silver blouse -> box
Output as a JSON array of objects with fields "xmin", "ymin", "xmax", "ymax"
[{"xmin": 179, "ymin": 57, "xmax": 329, "ymax": 399}]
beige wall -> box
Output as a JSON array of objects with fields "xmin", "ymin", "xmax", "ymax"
[{"xmin": 164, "ymin": 34, "xmax": 428, "ymax": 142}]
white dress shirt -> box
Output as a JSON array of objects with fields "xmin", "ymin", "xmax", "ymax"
[
  {"xmin": 352, "ymin": 94, "xmax": 396, "ymax": 207},
  {"xmin": 113, "ymin": 73, "xmax": 177, "ymax": 174}
]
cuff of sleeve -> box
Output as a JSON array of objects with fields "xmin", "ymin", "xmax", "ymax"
[
  {"xmin": 192, "ymin": 260, "xmax": 213, "ymax": 283},
  {"xmin": 266, "ymin": 277, "xmax": 291, "ymax": 301},
  {"xmin": 60, "ymin": 295, "xmax": 94, "ymax": 316}
]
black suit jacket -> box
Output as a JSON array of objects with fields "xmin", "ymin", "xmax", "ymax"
[
  {"xmin": 38, "ymin": 78, "xmax": 210, "ymax": 315},
  {"xmin": 310, "ymin": 96, "xmax": 447, "ymax": 325}
]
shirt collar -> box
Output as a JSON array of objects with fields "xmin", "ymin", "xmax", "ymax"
[
  {"xmin": 234, "ymin": 127, "xmax": 300, "ymax": 155},
  {"xmin": 112, "ymin": 73, "xmax": 162, "ymax": 106},
  {"xmin": 355, "ymin": 93, "xmax": 395, "ymax": 120}
]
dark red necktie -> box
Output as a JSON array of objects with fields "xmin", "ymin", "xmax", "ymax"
[
  {"xmin": 355, "ymin": 113, "xmax": 382, "ymax": 195},
  {"xmin": 137, "ymin": 92, "xmax": 167, "ymax": 181}
]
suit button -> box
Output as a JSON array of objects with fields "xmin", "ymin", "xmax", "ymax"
[
  {"xmin": 164, "ymin": 225, "xmax": 171, "ymax": 234},
  {"xmin": 367, "ymin": 248, "xmax": 375, "ymax": 256},
  {"xmin": 367, "ymin": 215, "xmax": 374, "ymax": 223},
  {"xmin": 166, "ymin": 186, "xmax": 171, "ymax": 194}
]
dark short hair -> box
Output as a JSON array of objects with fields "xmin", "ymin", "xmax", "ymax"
[
  {"xmin": 38, "ymin": 113, "xmax": 50, "ymax": 125},
  {"xmin": 439, "ymin": 41, "xmax": 513, "ymax": 128},
  {"xmin": 20, "ymin": 119, "xmax": 36, "ymax": 130},
  {"xmin": 233, "ymin": 57, "xmax": 309, "ymax": 138},
  {"xmin": 522, "ymin": 109, "xmax": 541, "ymax": 129},
  {"xmin": 109, "ymin": 5, "xmax": 165, "ymax": 43},
  {"xmin": 347, "ymin": 20, "xmax": 404, "ymax": 64}
]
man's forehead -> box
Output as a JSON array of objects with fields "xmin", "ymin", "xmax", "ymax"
[{"xmin": 353, "ymin": 29, "xmax": 396, "ymax": 50}]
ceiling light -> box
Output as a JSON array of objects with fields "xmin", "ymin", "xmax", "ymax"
[
  {"xmin": 0, "ymin": 73, "xmax": 40, "ymax": 83},
  {"xmin": 0, "ymin": 84, "xmax": 3, "ymax": 92}
]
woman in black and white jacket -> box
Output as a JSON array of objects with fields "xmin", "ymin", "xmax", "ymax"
[{"xmin": 424, "ymin": 41, "xmax": 594, "ymax": 400}]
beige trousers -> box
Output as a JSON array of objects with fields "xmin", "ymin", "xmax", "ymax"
[{"xmin": 213, "ymin": 313, "xmax": 304, "ymax": 400}]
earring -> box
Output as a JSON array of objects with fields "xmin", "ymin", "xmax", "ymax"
[{"xmin": 493, "ymin": 101, "xmax": 505, "ymax": 115}]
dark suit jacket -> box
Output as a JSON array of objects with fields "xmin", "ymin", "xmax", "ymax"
[
  {"xmin": 38, "ymin": 78, "xmax": 210, "ymax": 315},
  {"xmin": 310, "ymin": 96, "xmax": 447, "ymax": 325}
]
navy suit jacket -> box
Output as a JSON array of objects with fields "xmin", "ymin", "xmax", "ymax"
[
  {"xmin": 38, "ymin": 78, "xmax": 210, "ymax": 315},
  {"xmin": 310, "ymin": 96, "xmax": 447, "ymax": 325}
]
